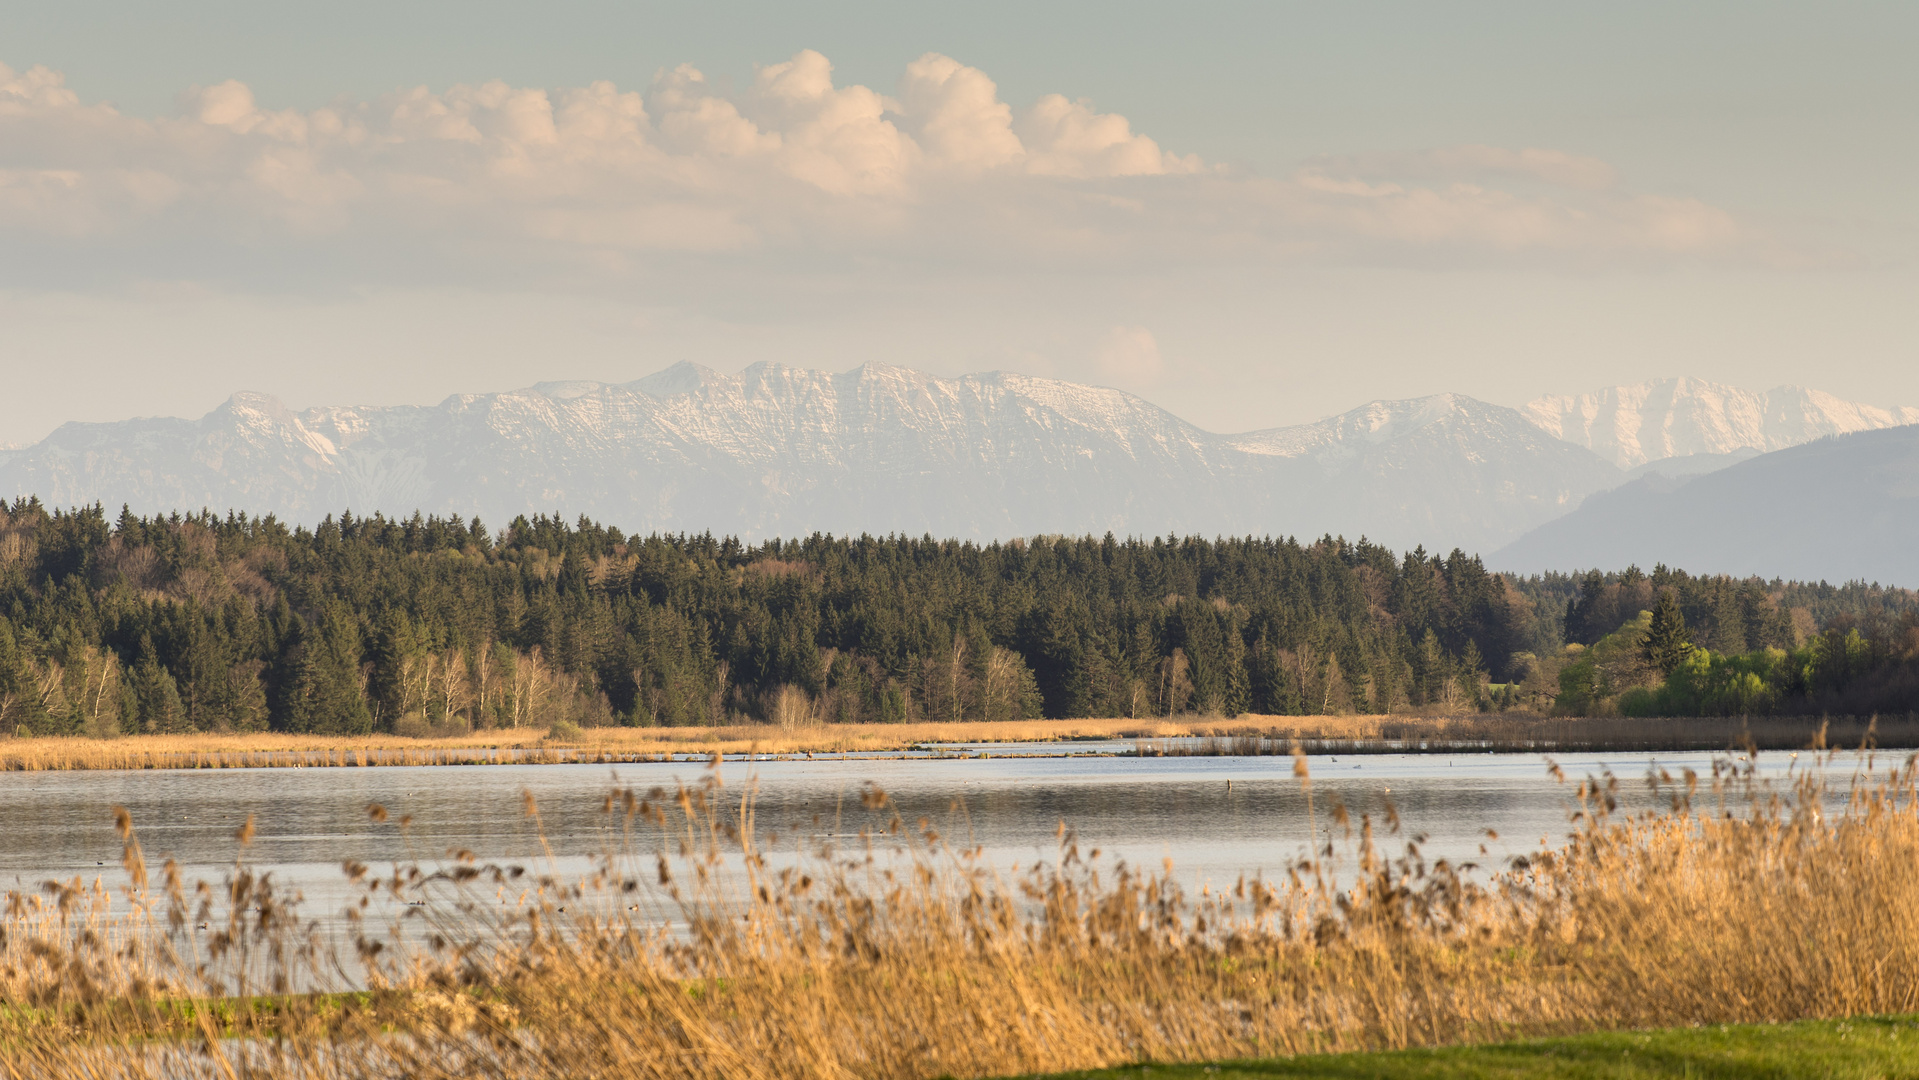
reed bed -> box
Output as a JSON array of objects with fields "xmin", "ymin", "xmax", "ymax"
[
  {"xmin": 0, "ymin": 717, "xmax": 1401, "ymax": 772},
  {"xmin": 7, "ymin": 748, "xmax": 1919, "ymax": 1078},
  {"xmin": 7, "ymin": 712, "xmax": 1912, "ymax": 772},
  {"xmin": 1136, "ymin": 712, "xmax": 1919, "ymax": 756},
  {"xmin": 0, "ymin": 736, "xmax": 679, "ymax": 772}
]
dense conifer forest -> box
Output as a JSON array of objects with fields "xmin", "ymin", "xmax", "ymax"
[{"xmin": 0, "ymin": 500, "xmax": 1912, "ymax": 735}]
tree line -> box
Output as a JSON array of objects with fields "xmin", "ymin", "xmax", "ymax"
[
  {"xmin": 0, "ymin": 499, "xmax": 1911, "ymax": 735},
  {"xmin": 1550, "ymin": 568, "xmax": 1919, "ymax": 718}
]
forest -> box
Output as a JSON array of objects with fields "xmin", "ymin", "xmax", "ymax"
[{"xmin": 0, "ymin": 499, "xmax": 1913, "ymax": 735}]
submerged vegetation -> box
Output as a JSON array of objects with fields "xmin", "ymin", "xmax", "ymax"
[
  {"xmin": 0, "ymin": 499, "xmax": 1913, "ymax": 737},
  {"xmin": 7, "ymin": 751, "xmax": 1919, "ymax": 1077}
]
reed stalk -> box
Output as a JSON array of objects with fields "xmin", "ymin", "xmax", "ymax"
[
  {"xmin": 5, "ymin": 751, "xmax": 1919, "ymax": 1077},
  {"xmin": 3, "ymin": 714, "xmax": 1913, "ymax": 772}
]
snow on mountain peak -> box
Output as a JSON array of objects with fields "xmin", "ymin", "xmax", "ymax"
[
  {"xmin": 1524, "ymin": 377, "xmax": 1919, "ymax": 468},
  {"xmin": 216, "ymin": 392, "xmax": 340, "ymax": 459},
  {"xmin": 627, "ymin": 361, "xmax": 723, "ymax": 398},
  {"xmin": 15, "ymin": 365, "xmax": 1906, "ymax": 559},
  {"xmin": 533, "ymin": 380, "xmax": 609, "ymax": 401},
  {"xmin": 1227, "ymin": 393, "xmax": 1505, "ymax": 457},
  {"xmin": 0, "ymin": 362, "xmax": 1626, "ymax": 553}
]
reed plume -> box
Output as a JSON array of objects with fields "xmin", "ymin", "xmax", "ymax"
[{"xmin": 5, "ymin": 750, "xmax": 1919, "ymax": 1077}]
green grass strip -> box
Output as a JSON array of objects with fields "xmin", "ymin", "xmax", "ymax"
[{"xmin": 1026, "ymin": 1015, "xmax": 1919, "ymax": 1079}]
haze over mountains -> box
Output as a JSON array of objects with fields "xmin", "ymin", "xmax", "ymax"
[
  {"xmin": 1523, "ymin": 377, "xmax": 1919, "ymax": 469},
  {"xmin": 0, "ymin": 363, "xmax": 1609, "ymax": 554},
  {"xmin": 1, "ymin": 366, "xmax": 1913, "ymax": 580},
  {"xmin": 1495, "ymin": 424, "xmax": 1919, "ymax": 585}
]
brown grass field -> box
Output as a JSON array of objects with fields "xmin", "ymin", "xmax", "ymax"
[
  {"xmin": 0, "ymin": 712, "xmax": 1912, "ymax": 771},
  {"xmin": 6, "ymin": 749, "xmax": 1919, "ymax": 1078}
]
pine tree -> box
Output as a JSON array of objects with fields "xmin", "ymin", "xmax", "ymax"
[
  {"xmin": 1458, "ymin": 639, "xmax": 1487, "ymax": 709},
  {"xmin": 1221, "ymin": 621, "xmax": 1250, "ymax": 718},
  {"xmin": 0, "ymin": 620, "xmax": 48, "ymax": 735},
  {"xmin": 1642, "ymin": 589, "xmax": 1693, "ymax": 676},
  {"xmin": 314, "ymin": 602, "xmax": 374, "ymax": 734},
  {"xmin": 368, "ymin": 607, "xmax": 423, "ymax": 725},
  {"xmin": 132, "ymin": 634, "xmax": 185, "ymax": 734},
  {"xmin": 1415, "ymin": 628, "xmax": 1447, "ymax": 705}
]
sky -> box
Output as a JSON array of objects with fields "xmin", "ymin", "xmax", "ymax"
[{"xmin": 3, "ymin": 0, "xmax": 1916, "ymax": 446}]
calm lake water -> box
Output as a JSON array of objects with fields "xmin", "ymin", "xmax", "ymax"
[{"xmin": 0, "ymin": 746, "xmax": 1863, "ymax": 920}]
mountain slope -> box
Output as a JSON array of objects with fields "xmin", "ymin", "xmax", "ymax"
[
  {"xmin": 1523, "ymin": 377, "xmax": 1919, "ymax": 469},
  {"xmin": 1492, "ymin": 424, "xmax": 1919, "ymax": 583},
  {"xmin": 1225, "ymin": 394, "xmax": 1619, "ymax": 549},
  {"xmin": 0, "ymin": 363, "xmax": 1623, "ymax": 552}
]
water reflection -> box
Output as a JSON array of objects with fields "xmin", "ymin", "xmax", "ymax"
[{"xmin": 0, "ymin": 749, "xmax": 1860, "ymax": 919}]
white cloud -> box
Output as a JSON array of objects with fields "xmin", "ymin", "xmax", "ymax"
[
  {"xmin": 895, "ymin": 53, "xmax": 1022, "ymax": 171},
  {"xmin": 1311, "ymin": 144, "xmax": 1621, "ymax": 190},
  {"xmin": 0, "ymin": 54, "xmax": 1759, "ymax": 290},
  {"xmin": 748, "ymin": 51, "xmax": 920, "ymax": 195},
  {"xmin": 1016, "ymin": 94, "xmax": 1198, "ymax": 178},
  {"xmin": 1093, "ymin": 325, "xmax": 1165, "ymax": 384},
  {"xmin": 650, "ymin": 66, "xmax": 776, "ymax": 159},
  {"xmin": 1286, "ymin": 170, "xmax": 1738, "ymax": 255},
  {"xmin": 192, "ymin": 80, "xmax": 260, "ymax": 130}
]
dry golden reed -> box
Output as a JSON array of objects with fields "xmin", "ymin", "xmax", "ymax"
[
  {"xmin": 5, "ymin": 712, "xmax": 1907, "ymax": 773},
  {"xmin": 0, "ymin": 717, "xmax": 1437, "ymax": 772},
  {"xmin": 7, "ymin": 749, "xmax": 1919, "ymax": 1078}
]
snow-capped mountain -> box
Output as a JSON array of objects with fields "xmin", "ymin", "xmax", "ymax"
[
  {"xmin": 0, "ymin": 362, "xmax": 1622, "ymax": 553},
  {"xmin": 1223, "ymin": 393, "xmax": 1617, "ymax": 546},
  {"xmin": 1523, "ymin": 377, "xmax": 1919, "ymax": 469}
]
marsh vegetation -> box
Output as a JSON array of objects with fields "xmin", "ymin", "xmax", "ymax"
[{"xmin": 7, "ymin": 749, "xmax": 1919, "ymax": 1078}]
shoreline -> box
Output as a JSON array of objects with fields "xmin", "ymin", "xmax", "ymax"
[{"xmin": 1, "ymin": 713, "xmax": 1911, "ymax": 771}]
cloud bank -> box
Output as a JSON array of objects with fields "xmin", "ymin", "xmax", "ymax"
[{"xmin": 0, "ymin": 51, "xmax": 1749, "ymax": 289}]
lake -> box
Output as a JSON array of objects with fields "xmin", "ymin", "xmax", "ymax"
[{"xmin": 0, "ymin": 746, "xmax": 1857, "ymax": 921}]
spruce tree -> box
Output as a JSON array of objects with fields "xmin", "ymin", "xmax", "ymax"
[
  {"xmin": 1642, "ymin": 589, "xmax": 1693, "ymax": 676},
  {"xmin": 1458, "ymin": 638, "xmax": 1487, "ymax": 708},
  {"xmin": 132, "ymin": 635, "xmax": 185, "ymax": 733},
  {"xmin": 1221, "ymin": 620, "xmax": 1251, "ymax": 718},
  {"xmin": 0, "ymin": 620, "xmax": 48, "ymax": 735}
]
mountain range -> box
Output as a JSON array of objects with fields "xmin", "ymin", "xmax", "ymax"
[
  {"xmin": 1493, "ymin": 424, "xmax": 1919, "ymax": 585},
  {"xmin": 1523, "ymin": 377, "xmax": 1919, "ymax": 468},
  {"xmin": 1, "ymin": 366, "xmax": 1913, "ymax": 579}
]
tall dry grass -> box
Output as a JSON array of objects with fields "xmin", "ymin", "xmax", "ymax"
[
  {"xmin": 1137, "ymin": 713, "xmax": 1919, "ymax": 756},
  {"xmin": 0, "ymin": 720, "xmax": 1174, "ymax": 772},
  {"xmin": 8, "ymin": 749, "xmax": 1919, "ymax": 1077},
  {"xmin": 0, "ymin": 716, "xmax": 1434, "ymax": 772},
  {"xmin": 6, "ymin": 712, "xmax": 1910, "ymax": 772}
]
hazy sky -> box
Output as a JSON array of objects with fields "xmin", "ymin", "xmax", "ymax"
[{"xmin": 4, "ymin": 0, "xmax": 1916, "ymax": 446}]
